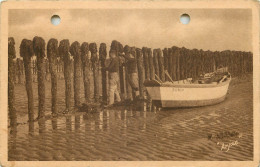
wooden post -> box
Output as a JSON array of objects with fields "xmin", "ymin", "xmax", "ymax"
[
  {"xmin": 142, "ymin": 47, "xmax": 150, "ymax": 80},
  {"xmin": 124, "ymin": 45, "xmax": 132, "ymax": 100},
  {"xmin": 182, "ymin": 47, "xmax": 188, "ymax": 79},
  {"xmin": 163, "ymin": 48, "xmax": 168, "ymax": 81},
  {"xmin": 13, "ymin": 58, "xmax": 17, "ymax": 84},
  {"xmin": 20, "ymin": 58, "xmax": 24, "ymax": 75},
  {"xmin": 249, "ymin": 52, "xmax": 253, "ymax": 73},
  {"xmin": 118, "ymin": 42, "xmax": 125, "ymax": 100},
  {"xmin": 171, "ymin": 46, "xmax": 178, "ymax": 81},
  {"xmin": 157, "ymin": 49, "xmax": 165, "ymax": 82},
  {"xmin": 89, "ymin": 43, "xmax": 100, "ymax": 102},
  {"xmin": 148, "ymin": 48, "xmax": 155, "ymax": 80},
  {"xmin": 20, "ymin": 39, "xmax": 34, "ymax": 122},
  {"xmin": 8, "ymin": 37, "xmax": 17, "ymax": 127},
  {"xmin": 45, "ymin": 58, "xmax": 49, "ymax": 81},
  {"xmin": 191, "ymin": 49, "xmax": 197, "ymax": 80},
  {"xmin": 70, "ymin": 41, "xmax": 81, "ymax": 107},
  {"xmin": 130, "ymin": 47, "xmax": 137, "ymax": 99},
  {"xmin": 168, "ymin": 48, "xmax": 173, "ymax": 80},
  {"xmin": 136, "ymin": 48, "xmax": 144, "ymax": 99},
  {"xmin": 99, "ymin": 43, "xmax": 108, "ymax": 104},
  {"xmin": 179, "ymin": 48, "xmax": 185, "ymax": 80},
  {"xmin": 81, "ymin": 42, "xmax": 91, "ymax": 103},
  {"xmin": 59, "ymin": 40, "xmax": 71, "ymax": 112},
  {"xmin": 199, "ymin": 50, "xmax": 205, "ymax": 75},
  {"xmin": 47, "ymin": 38, "xmax": 58, "ymax": 115},
  {"xmin": 176, "ymin": 48, "xmax": 180, "ymax": 81},
  {"xmin": 17, "ymin": 58, "xmax": 22, "ymax": 84},
  {"xmin": 153, "ymin": 49, "xmax": 159, "ymax": 78},
  {"xmin": 33, "ymin": 36, "xmax": 46, "ymax": 119},
  {"xmin": 186, "ymin": 49, "xmax": 192, "ymax": 78},
  {"xmin": 242, "ymin": 52, "xmax": 246, "ymax": 75}
]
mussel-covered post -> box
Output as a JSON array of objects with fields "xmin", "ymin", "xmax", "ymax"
[
  {"xmin": 8, "ymin": 37, "xmax": 17, "ymax": 127},
  {"xmin": 99, "ymin": 43, "xmax": 108, "ymax": 104},
  {"xmin": 136, "ymin": 48, "xmax": 144, "ymax": 99},
  {"xmin": 81, "ymin": 42, "xmax": 91, "ymax": 103},
  {"xmin": 70, "ymin": 41, "xmax": 82, "ymax": 107},
  {"xmin": 47, "ymin": 38, "xmax": 58, "ymax": 115},
  {"xmin": 45, "ymin": 58, "xmax": 49, "ymax": 81},
  {"xmin": 142, "ymin": 47, "xmax": 150, "ymax": 80},
  {"xmin": 20, "ymin": 39, "xmax": 34, "ymax": 122},
  {"xmin": 192, "ymin": 49, "xmax": 199, "ymax": 80},
  {"xmin": 153, "ymin": 49, "xmax": 159, "ymax": 79},
  {"xmin": 168, "ymin": 48, "xmax": 173, "ymax": 80},
  {"xmin": 158, "ymin": 49, "xmax": 165, "ymax": 82},
  {"xmin": 172, "ymin": 46, "xmax": 178, "ymax": 81},
  {"xmin": 179, "ymin": 48, "xmax": 185, "ymax": 80},
  {"xmin": 118, "ymin": 42, "xmax": 125, "ymax": 100},
  {"xmin": 175, "ymin": 48, "xmax": 181, "ymax": 81},
  {"xmin": 17, "ymin": 58, "xmax": 22, "ymax": 84},
  {"xmin": 90, "ymin": 43, "xmax": 100, "ymax": 102},
  {"xmin": 59, "ymin": 40, "xmax": 71, "ymax": 112},
  {"xmin": 124, "ymin": 45, "xmax": 132, "ymax": 100},
  {"xmin": 163, "ymin": 48, "xmax": 168, "ymax": 81},
  {"xmin": 33, "ymin": 36, "xmax": 46, "ymax": 119},
  {"xmin": 148, "ymin": 48, "xmax": 155, "ymax": 80}
]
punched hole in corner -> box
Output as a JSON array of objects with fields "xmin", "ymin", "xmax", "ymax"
[
  {"xmin": 180, "ymin": 14, "xmax": 190, "ymax": 24},
  {"xmin": 51, "ymin": 15, "xmax": 61, "ymax": 26}
]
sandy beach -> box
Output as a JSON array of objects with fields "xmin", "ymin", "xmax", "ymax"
[{"xmin": 8, "ymin": 74, "xmax": 253, "ymax": 161}]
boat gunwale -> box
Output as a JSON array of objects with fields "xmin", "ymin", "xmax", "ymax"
[{"xmin": 146, "ymin": 78, "xmax": 231, "ymax": 88}]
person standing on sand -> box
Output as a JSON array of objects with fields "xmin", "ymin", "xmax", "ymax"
[
  {"xmin": 119, "ymin": 47, "xmax": 139, "ymax": 98},
  {"xmin": 103, "ymin": 50, "xmax": 121, "ymax": 105}
]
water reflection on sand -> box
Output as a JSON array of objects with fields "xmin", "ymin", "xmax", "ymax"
[{"xmin": 8, "ymin": 79, "xmax": 253, "ymax": 161}]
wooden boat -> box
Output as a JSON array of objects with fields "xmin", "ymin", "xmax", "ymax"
[{"xmin": 144, "ymin": 69, "xmax": 231, "ymax": 108}]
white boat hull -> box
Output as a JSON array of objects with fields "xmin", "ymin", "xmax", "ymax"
[{"xmin": 146, "ymin": 78, "xmax": 231, "ymax": 108}]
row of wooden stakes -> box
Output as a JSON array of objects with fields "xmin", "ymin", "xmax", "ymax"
[{"xmin": 8, "ymin": 37, "xmax": 253, "ymax": 125}]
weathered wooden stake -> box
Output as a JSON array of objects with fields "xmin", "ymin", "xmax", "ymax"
[
  {"xmin": 168, "ymin": 48, "xmax": 174, "ymax": 80},
  {"xmin": 8, "ymin": 37, "xmax": 17, "ymax": 127},
  {"xmin": 70, "ymin": 41, "xmax": 82, "ymax": 107},
  {"xmin": 99, "ymin": 43, "xmax": 108, "ymax": 104},
  {"xmin": 124, "ymin": 45, "xmax": 132, "ymax": 100},
  {"xmin": 153, "ymin": 49, "xmax": 159, "ymax": 78},
  {"xmin": 176, "ymin": 48, "xmax": 180, "ymax": 81},
  {"xmin": 142, "ymin": 47, "xmax": 150, "ymax": 80},
  {"xmin": 89, "ymin": 43, "xmax": 100, "ymax": 102},
  {"xmin": 179, "ymin": 48, "xmax": 185, "ymax": 80},
  {"xmin": 17, "ymin": 58, "xmax": 22, "ymax": 84},
  {"xmin": 81, "ymin": 42, "xmax": 91, "ymax": 103},
  {"xmin": 148, "ymin": 48, "xmax": 155, "ymax": 80},
  {"xmin": 59, "ymin": 39, "xmax": 71, "ymax": 112},
  {"xmin": 20, "ymin": 39, "xmax": 34, "ymax": 122},
  {"xmin": 157, "ymin": 49, "xmax": 165, "ymax": 82},
  {"xmin": 172, "ymin": 46, "xmax": 178, "ymax": 81},
  {"xmin": 136, "ymin": 48, "xmax": 144, "ymax": 99},
  {"xmin": 163, "ymin": 48, "xmax": 168, "ymax": 81},
  {"xmin": 45, "ymin": 59, "xmax": 49, "ymax": 81},
  {"xmin": 118, "ymin": 42, "xmax": 125, "ymax": 100},
  {"xmin": 47, "ymin": 38, "xmax": 58, "ymax": 115},
  {"xmin": 33, "ymin": 36, "xmax": 46, "ymax": 119}
]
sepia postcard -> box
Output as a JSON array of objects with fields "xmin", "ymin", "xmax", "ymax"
[{"xmin": 0, "ymin": 1, "xmax": 259, "ymax": 167}]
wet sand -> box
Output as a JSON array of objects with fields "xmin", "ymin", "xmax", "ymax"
[{"xmin": 8, "ymin": 74, "xmax": 253, "ymax": 161}]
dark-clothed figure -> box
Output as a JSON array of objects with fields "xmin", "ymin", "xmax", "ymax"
[
  {"xmin": 103, "ymin": 50, "xmax": 121, "ymax": 105},
  {"xmin": 119, "ymin": 51, "xmax": 139, "ymax": 97}
]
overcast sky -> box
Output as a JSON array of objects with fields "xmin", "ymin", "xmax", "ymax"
[{"xmin": 9, "ymin": 9, "xmax": 252, "ymax": 55}]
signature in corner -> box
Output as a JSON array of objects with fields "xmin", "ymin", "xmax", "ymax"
[
  {"xmin": 217, "ymin": 140, "xmax": 239, "ymax": 152},
  {"xmin": 208, "ymin": 130, "xmax": 242, "ymax": 140}
]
